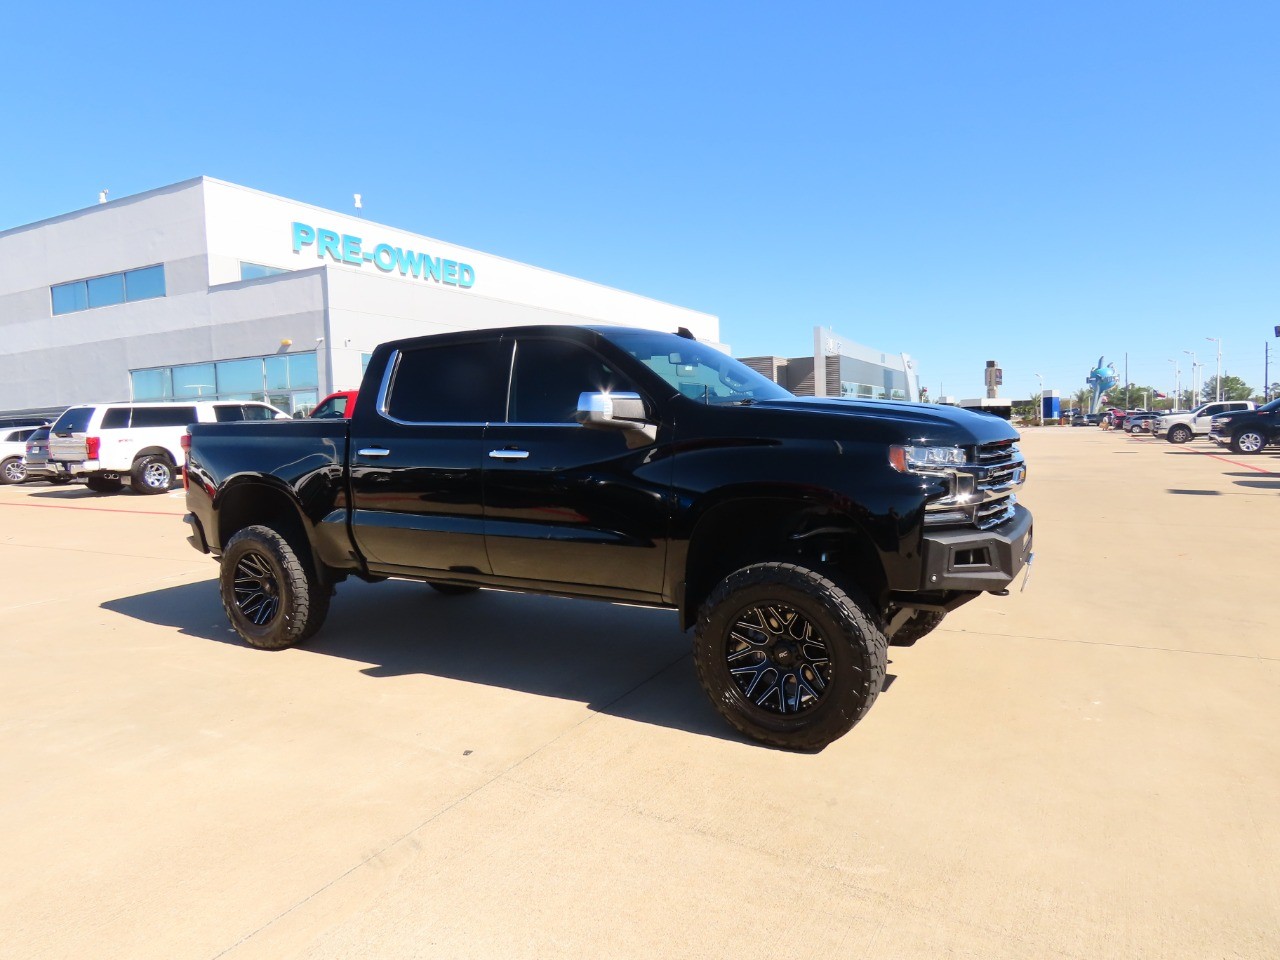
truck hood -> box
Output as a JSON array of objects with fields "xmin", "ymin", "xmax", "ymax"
[{"xmin": 753, "ymin": 397, "xmax": 1020, "ymax": 446}]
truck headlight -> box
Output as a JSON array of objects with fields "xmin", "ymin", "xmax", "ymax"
[{"xmin": 888, "ymin": 444, "xmax": 969, "ymax": 474}]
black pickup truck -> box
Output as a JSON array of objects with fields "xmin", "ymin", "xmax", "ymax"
[
  {"xmin": 184, "ymin": 325, "xmax": 1032, "ymax": 749},
  {"xmin": 1207, "ymin": 397, "xmax": 1280, "ymax": 454}
]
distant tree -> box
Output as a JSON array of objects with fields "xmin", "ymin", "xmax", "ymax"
[
  {"xmin": 1201, "ymin": 375, "xmax": 1253, "ymax": 402},
  {"xmin": 1071, "ymin": 387, "xmax": 1091, "ymax": 412}
]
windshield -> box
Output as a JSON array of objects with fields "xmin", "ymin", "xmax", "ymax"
[
  {"xmin": 51, "ymin": 406, "xmax": 93, "ymax": 435},
  {"xmin": 607, "ymin": 331, "xmax": 792, "ymax": 405}
]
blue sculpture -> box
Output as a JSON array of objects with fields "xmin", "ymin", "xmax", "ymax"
[{"xmin": 1086, "ymin": 357, "xmax": 1119, "ymax": 414}]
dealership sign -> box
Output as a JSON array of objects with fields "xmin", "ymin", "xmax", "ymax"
[{"xmin": 291, "ymin": 222, "xmax": 475, "ymax": 288}]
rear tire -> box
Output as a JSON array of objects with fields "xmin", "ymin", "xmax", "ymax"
[
  {"xmin": 130, "ymin": 454, "xmax": 174, "ymax": 495},
  {"xmin": 889, "ymin": 610, "xmax": 946, "ymax": 647},
  {"xmin": 1231, "ymin": 429, "xmax": 1266, "ymax": 455},
  {"xmin": 693, "ymin": 563, "xmax": 887, "ymax": 751},
  {"xmin": 0, "ymin": 457, "xmax": 25, "ymax": 484},
  {"xmin": 1167, "ymin": 425, "xmax": 1192, "ymax": 444},
  {"xmin": 86, "ymin": 475, "xmax": 123, "ymax": 494},
  {"xmin": 220, "ymin": 525, "xmax": 330, "ymax": 650}
]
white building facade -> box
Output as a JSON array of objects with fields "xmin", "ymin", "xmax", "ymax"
[{"xmin": 0, "ymin": 177, "xmax": 720, "ymax": 416}]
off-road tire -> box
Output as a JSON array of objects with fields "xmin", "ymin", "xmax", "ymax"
[
  {"xmin": 86, "ymin": 475, "xmax": 123, "ymax": 493},
  {"xmin": 1231, "ymin": 429, "xmax": 1266, "ymax": 455},
  {"xmin": 130, "ymin": 454, "xmax": 175, "ymax": 495},
  {"xmin": 693, "ymin": 562, "xmax": 887, "ymax": 751},
  {"xmin": 889, "ymin": 610, "xmax": 946, "ymax": 647},
  {"xmin": 0, "ymin": 457, "xmax": 25, "ymax": 484},
  {"xmin": 1167, "ymin": 424, "xmax": 1193, "ymax": 444},
  {"xmin": 427, "ymin": 582, "xmax": 480, "ymax": 596},
  {"xmin": 220, "ymin": 525, "xmax": 330, "ymax": 650}
]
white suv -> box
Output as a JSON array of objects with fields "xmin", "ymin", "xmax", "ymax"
[
  {"xmin": 0, "ymin": 424, "xmax": 48, "ymax": 485},
  {"xmin": 48, "ymin": 401, "xmax": 289, "ymax": 494},
  {"xmin": 1154, "ymin": 401, "xmax": 1253, "ymax": 444}
]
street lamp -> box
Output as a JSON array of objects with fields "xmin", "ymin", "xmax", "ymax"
[
  {"xmin": 1035, "ymin": 373, "xmax": 1044, "ymax": 426},
  {"xmin": 1206, "ymin": 337, "xmax": 1222, "ymax": 400},
  {"xmin": 1183, "ymin": 350, "xmax": 1197, "ymax": 406},
  {"xmin": 1167, "ymin": 359, "xmax": 1180, "ymax": 411}
]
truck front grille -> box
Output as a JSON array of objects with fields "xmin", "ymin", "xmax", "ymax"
[{"xmin": 923, "ymin": 440, "xmax": 1025, "ymax": 530}]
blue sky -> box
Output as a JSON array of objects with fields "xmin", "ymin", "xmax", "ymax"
[{"xmin": 2, "ymin": 1, "xmax": 1276, "ymax": 402}]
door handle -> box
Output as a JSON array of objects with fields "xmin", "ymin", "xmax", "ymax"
[
  {"xmin": 357, "ymin": 447, "xmax": 391, "ymax": 458},
  {"xmin": 488, "ymin": 449, "xmax": 530, "ymax": 460}
]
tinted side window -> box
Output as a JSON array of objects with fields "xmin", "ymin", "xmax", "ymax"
[
  {"xmin": 100, "ymin": 407, "xmax": 131, "ymax": 429},
  {"xmin": 509, "ymin": 339, "xmax": 637, "ymax": 423},
  {"xmin": 214, "ymin": 405, "xmax": 245, "ymax": 422},
  {"xmin": 132, "ymin": 406, "xmax": 197, "ymax": 428},
  {"xmin": 311, "ymin": 397, "xmax": 343, "ymax": 419},
  {"xmin": 386, "ymin": 341, "xmax": 509, "ymax": 423},
  {"xmin": 240, "ymin": 404, "xmax": 280, "ymax": 421}
]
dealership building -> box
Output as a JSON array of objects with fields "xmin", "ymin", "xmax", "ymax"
[
  {"xmin": 0, "ymin": 177, "xmax": 720, "ymax": 418},
  {"xmin": 741, "ymin": 326, "xmax": 921, "ymax": 402}
]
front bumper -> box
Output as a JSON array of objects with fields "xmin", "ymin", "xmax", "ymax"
[{"xmin": 920, "ymin": 504, "xmax": 1033, "ymax": 593}]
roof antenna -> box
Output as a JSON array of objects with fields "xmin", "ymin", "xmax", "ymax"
[
  {"xmin": 676, "ymin": 327, "xmax": 696, "ymax": 340},
  {"xmin": 98, "ymin": 189, "xmax": 109, "ymax": 204}
]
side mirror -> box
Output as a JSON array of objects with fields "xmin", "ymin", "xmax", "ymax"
[{"xmin": 576, "ymin": 392, "xmax": 656, "ymax": 446}]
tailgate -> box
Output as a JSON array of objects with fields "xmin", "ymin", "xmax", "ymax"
[{"xmin": 49, "ymin": 434, "xmax": 89, "ymax": 461}]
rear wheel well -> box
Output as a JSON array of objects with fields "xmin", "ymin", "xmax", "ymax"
[
  {"xmin": 133, "ymin": 446, "xmax": 174, "ymax": 465},
  {"xmin": 680, "ymin": 498, "xmax": 887, "ymax": 629},
  {"xmin": 216, "ymin": 483, "xmax": 322, "ymax": 582}
]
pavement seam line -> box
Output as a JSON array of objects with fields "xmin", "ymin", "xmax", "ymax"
[{"xmin": 208, "ymin": 647, "xmax": 694, "ymax": 960}]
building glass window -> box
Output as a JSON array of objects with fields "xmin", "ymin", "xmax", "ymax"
[
  {"xmin": 215, "ymin": 358, "xmax": 263, "ymax": 396},
  {"xmin": 131, "ymin": 351, "xmax": 321, "ymax": 415},
  {"xmin": 131, "ymin": 369, "xmax": 172, "ymax": 401},
  {"xmin": 51, "ymin": 265, "xmax": 166, "ymax": 315},
  {"xmin": 87, "ymin": 274, "xmax": 126, "ymax": 308},
  {"xmin": 125, "ymin": 265, "xmax": 166, "ymax": 301},
  {"xmin": 239, "ymin": 262, "xmax": 288, "ymax": 281},
  {"xmin": 173, "ymin": 363, "xmax": 217, "ymax": 399},
  {"xmin": 51, "ymin": 281, "xmax": 89, "ymax": 315}
]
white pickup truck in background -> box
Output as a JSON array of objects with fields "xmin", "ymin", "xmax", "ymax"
[{"xmin": 1154, "ymin": 401, "xmax": 1254, "ymax": 444}]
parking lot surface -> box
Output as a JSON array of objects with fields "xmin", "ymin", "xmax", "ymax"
[{"xmin": 1, "ymin": 428, "xmax": 1277, "ymax": 960}]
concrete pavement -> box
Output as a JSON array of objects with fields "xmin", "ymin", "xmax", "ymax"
[{"xmin": 0, "ymin": 428, "xmax": 1276, "ymax": 959}]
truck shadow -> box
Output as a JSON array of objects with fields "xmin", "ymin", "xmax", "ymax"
[{"xmin": 102, "ymin": 578, "xmax": 895, "ymax": 746}]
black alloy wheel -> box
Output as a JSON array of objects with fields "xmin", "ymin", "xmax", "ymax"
[
  {"xmin": 694, "ymin": 563, "xmax": 887, "ymax": 751},
  {"xmin": 725, "ymin": 603, "xmax": 832, "ymax": 715},
  {"xmin": 219, "ymin": 525, "xmax": 330, "ymax": 649},
  {"xmin": 233, "ymin": 551, "xmax": 281, "ymax": 627}
]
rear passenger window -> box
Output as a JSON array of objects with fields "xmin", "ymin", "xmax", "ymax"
[
  {"xmin": 100, "ymin": 408, "xmax": 131, "ymax": 429},
  {"xmin": 132, "ymin": 407, "xmax": 197, "ymax": 428},
  {"xmin": 240, "ymin": 404, "xmax": 280, "ymax": 421},
  {"xmin": 386, "ymin": 341, "xmax": 510, "ymax": 423}
]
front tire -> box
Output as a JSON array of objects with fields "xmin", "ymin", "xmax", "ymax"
[
  {"xmin": 1231, "ymin": 429, "xmax": 1266, "ymax": 455},
  {"xmin": 130, "ymin": 454, "xmax": 174, "ymax": 494},
  {"xmin": 693, "ymin": 563, "xmax": 887, "ymax": 751},
  {"xmin": 220, "ymin": 525, "xmax": 330, "ymax": 650},
  {"xmin": 1167, "ymin": 424, "xmax": 1193, "ymax": 444},
  {"xmin": 0, "ymin": 457, "xmax": 26, "ymax": 484}
]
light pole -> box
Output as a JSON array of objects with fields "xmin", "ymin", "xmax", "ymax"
[
  {"xmin": 1183, "ymin": 350, "xmax": 1198, "ymax": 407},
  {"xmin": 1206, "ymin": 337, "xmax": 1222, "ymax": 400},
  {"xmin": 1035, "ymin": 373, "xmax": 1044, "ymax": 426},
  {"xmin": 1167, "ymin": 358, "xmax": 1180, "ymax": 410}
]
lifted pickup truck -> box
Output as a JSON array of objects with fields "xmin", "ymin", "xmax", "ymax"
[{"xmin": 184, "ymin": 325, "xmax": 1033, "ymax": 749}]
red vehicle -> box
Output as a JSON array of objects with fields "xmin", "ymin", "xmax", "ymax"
[{"xmin": 310, "ymin": 390, "xmax": 358, "ymax": 419}]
